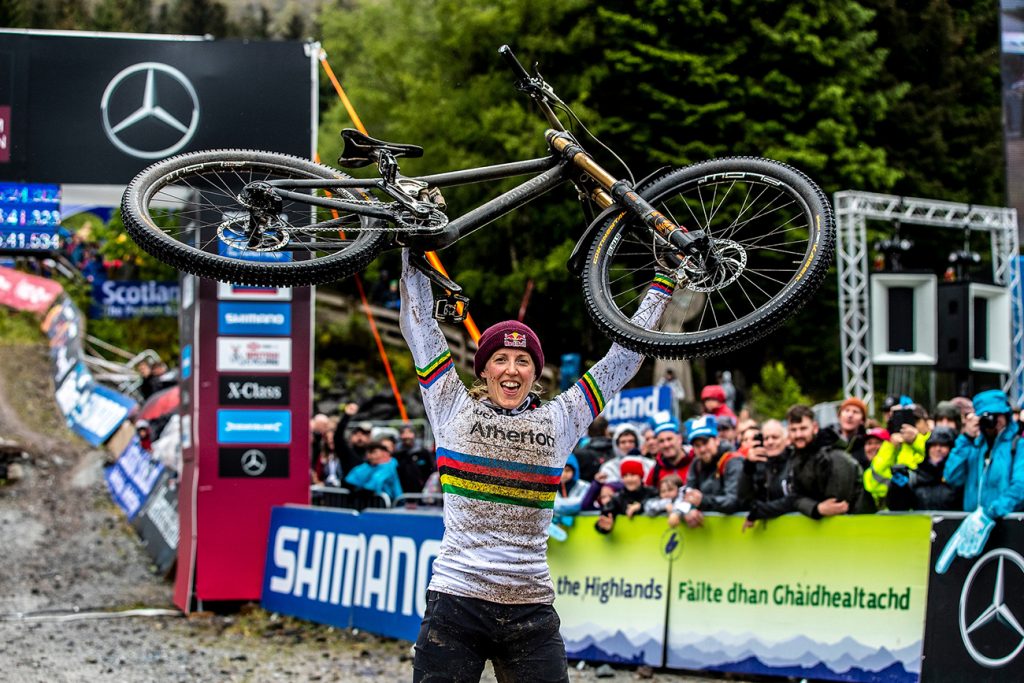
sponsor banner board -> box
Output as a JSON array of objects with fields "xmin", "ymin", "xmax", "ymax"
[
  {"xmin": 259, "ymin": 508, "xmax": 933, "ymax": 681},
  {"xmin": 664, "ymin": 514, "xmax": 931, "ymax": 683},
  {"xmin": 0, "ymin": 32, "xmax": 313, "ymax": 184},
  {"xmin": 91, "ymin": 280, "xmax": 179, "ymax": 318},
  {"xmin": 130, "ymin": 468, "xmax": 180, "ymax": 576},
  {"xmin": 218, "ymin": 233, "xmax": 292, "ymax": 262},
  {"xmin": 548, "ymin": 516, "xmax": 670, "ymax": 667},
  {"xmin": 218, "ymin": 376, "xmax": 290, "ymax": 406},
  {"xmin": 216, "ymin": 337, "xmax": 292, "ymax": 373},
  {"xmin": 601, "ymin": 385, "xmax": 676, "ymax": 426},
  {"xmin": 219, "ymin": 447, "xmax": 290, "ymax": 478},
  {"xmin": 261, "ymin": 506, "xmax": 444, "ymax": 639},
  {"xmin": 217, "ymin": 302, "xmax": 292, "ymax": 336},
  {"xmin": 216, "ymin": 409, "xmax": 292, "ymax": 444},
  {"xmin": 68, "ymin": 381, "xmax": 137, "ymax": 446},
  {"xmin": 0, "ymin": 265, "xmax": 63, "ymax": 312},
  {"xmin": 217, "ymin": 281, "xmax": 292, "ymax": 301},
  {"xmin": 54, "ymin": 361, "xmax": 92, "ymax": 418},
  {"xmin": 921, "ymin": 513, "xmax": 1024, "ymax": 681},
  {"xmin": 181, "ymin": 343, "xmax": 192, "ymax": 380},
  {"xmin": 105, "ymin": 436, "xmax": 164, "ymax": 519}
]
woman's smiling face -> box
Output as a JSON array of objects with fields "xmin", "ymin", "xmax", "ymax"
[{"xmin": 480, "ymin": 349, "xmax": 535, "ymax": 409}]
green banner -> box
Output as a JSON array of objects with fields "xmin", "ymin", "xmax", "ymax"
[
  {"xmin": 665, "ymin": 514, "xmax": 931, "ymax": 682},
  {"xmin": 548, "ymin": 516, "xmax": 671, "ymax": 666}
]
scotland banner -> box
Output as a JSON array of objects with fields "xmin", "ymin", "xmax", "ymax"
[
  {"xmin": 91, "ymin": 280, "xmax": 179, "ymax": 318},
  {"xmin": 602, "ymin": 385, "xmax": 676, "ymax": 426}
]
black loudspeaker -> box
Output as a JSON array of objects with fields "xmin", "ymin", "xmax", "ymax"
[
  {"xmin": 936, "ymin": 284, "xmax": 970, "ymax": 371},
  {"xmin": 935, "ymin": 282, "xmax": 1012, "ymax": 373}
]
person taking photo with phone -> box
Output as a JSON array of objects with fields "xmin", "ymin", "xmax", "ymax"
[
  {"xmin": 936, "ymin": 389, "xmax": 1024, "ymax": 573},
  {"xmin": 862, "ymin": 403, "xmax": 931, "ymax": 511}
]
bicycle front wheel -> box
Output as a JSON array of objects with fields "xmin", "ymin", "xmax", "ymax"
[
  {"xmin": 121, "ymin": 150, "xmax": 388, "ymax": 287},
  {"xmin": 581, "ymin": 157, "xmax": 834, "ymax": 358}
]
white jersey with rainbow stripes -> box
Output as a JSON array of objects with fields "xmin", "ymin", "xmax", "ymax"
[{"xmin": 398, "ymin": 251, "xmax": 673, "ymax": 604}]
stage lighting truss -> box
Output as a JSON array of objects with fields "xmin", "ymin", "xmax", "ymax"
[{"xmin": 834, "ymin": 191, "xmax": 1023, "ymax": 410}]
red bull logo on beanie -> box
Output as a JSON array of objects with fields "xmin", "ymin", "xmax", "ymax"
[{"xmin": 504, "ymin": 331, "xmax": 528, "ymax": 347}]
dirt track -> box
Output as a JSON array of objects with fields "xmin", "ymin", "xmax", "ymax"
[{"xmin": 0, "ymin": 341, "xmax": 716, "ymax": 682}]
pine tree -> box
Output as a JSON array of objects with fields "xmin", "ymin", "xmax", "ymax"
[{"xmin": 861, "ymin": 0, "xmax": 1003, "ymax": 204}]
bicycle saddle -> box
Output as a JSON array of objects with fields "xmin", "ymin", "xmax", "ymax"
[{"xmin": 337, "ymin": 128, "xmax": 424, "ymax": 168}]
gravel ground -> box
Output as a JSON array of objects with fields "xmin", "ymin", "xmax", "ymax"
[{"xmin": 0, "ymin": 342, "xmax": 731, "ymax": 683}]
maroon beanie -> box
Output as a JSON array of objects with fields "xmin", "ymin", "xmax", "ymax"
[{"xmin": 473, "ymin": 320, "xmax": 544, "ymax": 378}]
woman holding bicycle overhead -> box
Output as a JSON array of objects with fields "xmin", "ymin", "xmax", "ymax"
[{"xmin": 399, "ymin": 249, "xmax": 674, "ymax": 682}]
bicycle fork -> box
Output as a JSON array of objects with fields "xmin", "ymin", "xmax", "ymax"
[{"xmin": 547, "ymin": 131, "xmax": 717, "ymax": 272}]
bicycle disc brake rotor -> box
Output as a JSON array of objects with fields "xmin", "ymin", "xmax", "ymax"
[
  {"xmin": 679, "ymin": 238, "xmax": 746, "ymax": 293},
  {"xmin": 217, "ymin": 215, "xmax": 290, "ymax": 252}
]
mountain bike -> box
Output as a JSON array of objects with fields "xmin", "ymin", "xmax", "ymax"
[{"xmin": 121, "ymin": 45, "xmax": 835, "ymax": 359}]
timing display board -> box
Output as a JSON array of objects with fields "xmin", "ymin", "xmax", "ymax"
[{"xmin": 0, "ymin": 181, "xmax": 61, "ymax": 253}]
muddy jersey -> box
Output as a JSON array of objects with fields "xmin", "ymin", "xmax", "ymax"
[{"xmin": 399, "ymin": 251, "xmax": 673, "ymax": 604}]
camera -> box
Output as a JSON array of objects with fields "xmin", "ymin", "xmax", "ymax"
[
  {"xmin": 887, "ymin": 408, "xmax": 916, "ymax": 435},
  {"xmin": 978, "ymin": 412, "xmax": 997, "ymax": 431}
]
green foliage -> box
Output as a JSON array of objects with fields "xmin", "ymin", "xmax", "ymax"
[
  {"xmin": 587, "ymin": 0, "xmax": 902, "ymax": 195},
  {"xmin": 92, "ymin": 209, "xmax": 180, "ymax": 282},
  {"xmin": 0, "ymin": 308, "xmax": 45, "ymax": 344},
  {"xmin": 319, "ymin": 0, "xmax": 602, "ymax": 361},
  {"xmin": 92, "ymin": 0, "xmax": 153, "ymax": 32},
  {"xmin": 313, "ymin": 313, "xmax": 418, "ymax": 400},
  {"xmin": 861, "ymin": 0, "xmax": 1003, "ymax": 204},
  {"xmin": 749, "ymin": 361, "xmax": 811, "ymax": 419}
]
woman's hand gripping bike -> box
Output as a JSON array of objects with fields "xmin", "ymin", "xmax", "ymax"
[{"xmin": 120, "ymin": 45, "xmax": 834, "ymax": 359}]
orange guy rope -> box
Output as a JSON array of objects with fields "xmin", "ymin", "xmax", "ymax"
[{"xmin": 319, "ymin": 50, "xmax": 481, "ymax": 345}]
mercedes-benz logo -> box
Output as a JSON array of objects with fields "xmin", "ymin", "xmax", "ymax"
[
  {"xmin": 959, "ymin": 548, "xmax": 1024, "ymax": 667},
  {"xmin": 240, "ymin": 449, "xmax": 267, "ymax": 477},
  {"xmin": 100, "ymin": 62, "xmax": 200, "ymax": 159}
]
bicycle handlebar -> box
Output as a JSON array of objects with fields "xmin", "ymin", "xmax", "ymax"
[
  {"xmin": 498, "ymin": 45, "xmax": 566, "ymax": 132},
  {"xmin": 498, "ymin": 44, "xmax": 531, "ymax": 82}
]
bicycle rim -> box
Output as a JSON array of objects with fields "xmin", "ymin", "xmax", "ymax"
[
  {"xmin": 122, "ymin": 150, "xmax": 387, "ymax": 287},
  {"xmin": 582, "ymin": 157, "xmax": 834, "ymax": 358}
]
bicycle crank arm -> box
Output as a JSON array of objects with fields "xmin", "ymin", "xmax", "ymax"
[{"xmin": 408, "ymin": 251, "xmax": 463, "ymax": 294}]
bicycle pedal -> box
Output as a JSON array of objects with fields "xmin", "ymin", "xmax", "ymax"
[{"xmin": 433, "ymin": 293, "xmax": 470, "ymax": 323}]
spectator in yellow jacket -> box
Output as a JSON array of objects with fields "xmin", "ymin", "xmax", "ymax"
[{"xmin": 863, "ymin": 404, "xmax": 930, "ymax": 510}]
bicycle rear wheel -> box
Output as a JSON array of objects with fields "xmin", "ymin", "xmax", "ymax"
[
  {"xmin": 581, "ymin": 157, "xmax": 834, "ymax": 358},
  {"xmin": 121, "ymin": 150, "xmax": 388, "ymax": 287}
]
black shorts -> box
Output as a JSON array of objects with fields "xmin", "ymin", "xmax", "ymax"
[{"xmin": 413, "ymin": 590, "xmax": 570, "ymax": 683}]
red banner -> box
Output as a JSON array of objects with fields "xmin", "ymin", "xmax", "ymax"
[{"xmin": 0, "ymin": 266, "xmax": 63, "ymax": 313}]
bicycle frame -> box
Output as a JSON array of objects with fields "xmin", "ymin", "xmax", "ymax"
[{"xmin": 267, "ymin": 153, "xmax": 570, "ymax": 252}]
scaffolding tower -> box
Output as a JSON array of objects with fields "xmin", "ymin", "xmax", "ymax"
[{"xmin": 834, "ymin": 191, "xmax": 1023, "ymax": 409}]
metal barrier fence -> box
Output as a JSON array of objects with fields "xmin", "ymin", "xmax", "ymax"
[{"xmin": 310, "ymin": 485, "xmax": 391, "ymax": 511}]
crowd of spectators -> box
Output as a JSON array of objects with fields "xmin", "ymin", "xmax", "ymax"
[
  {"xmin": 309, "ymin": 383, "xmax": 1024, "ymax": 547},
  {"xmin": 309, "ymin": 401, "xmax": 436, "ymax": 505},
  {"xmin": 562, "ymin": 386, "xmax": 1024, "ymax": 541}
]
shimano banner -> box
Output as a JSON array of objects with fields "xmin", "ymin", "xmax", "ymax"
[
  {"xmin": 921, "ymin": 513, "xmax": 1024, "ymax": 681},
  {"xmin": 0, "ymin": 30, "xmax": 314, "ymax": 184},
  {"xmin": 262, "ymin": 506, "xmax": 444, "ymax": 641}
]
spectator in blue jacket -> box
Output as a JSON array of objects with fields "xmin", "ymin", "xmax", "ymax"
[
  {"xmin": 944, "ymin": 389, "xmax": 1024, "ymax": 519},
  {"xmin": 345, "ymin": 441, "xmax": 403, "ymax": 504}
]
